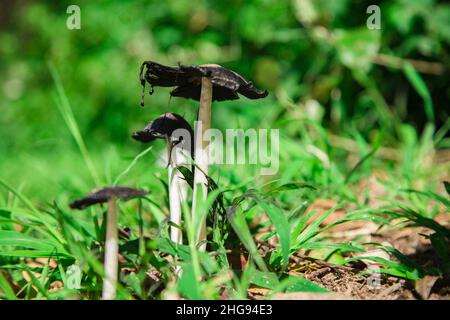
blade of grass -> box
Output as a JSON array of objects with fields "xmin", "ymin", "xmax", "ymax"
[
  {"xmin": 0, "ymin": 250, "xmax": 71, "ymax": 258},
  {"xmin": 444, "ymin": 181, "xmax": 450, "ymax": 196},
  {"xmin": 227, "ymin": 205, "xmax": 268, "ymax": 272},
  {"xmin": 346, "ymin": 256, "xmax": 420, "ymax": 280},
  {"xmin": 0, "ymin": 230, "xmax": 65, "ymax": 252},
  {"xmin": 258, "ymin": 200, "xmax": 290, "ymax": 270},
  {"xmin": 25, "ymin": 269, "xmax": 50, "ymax": 299},
  {"xmin": 0, "ymin": 179, "xmax": 65, "ymax": 245},
  {"xmin": 274, "ymin": 275, "xmax": 328, "ymax": 294},
  {"xmin": 403, "ymin": 62, "xmax": 434, "ymax": 122},
  {"xmin": 294, "ymin": 204, "xmax": 342, "ymax": 247},
  {"xmin": 48, "ymin": 62, "xmax": 102, "ymax": 186},
  {"xmin": 113, "ymin": 146, "xmax": 153, "ymax": 185},
  {"xmin": 0, "ymin": 272, "xmax": 17, "ymax": 300},
  {"xmin": 401, "ymin": 188, "xmax": 450, "ymax": 209},
  {"xmin": 344, "ymin": 131, "xmax": 383, "ymax": 184},
  {"xmin": 36, "ymin": 258, "xmax": 52, "ymax": 299}
]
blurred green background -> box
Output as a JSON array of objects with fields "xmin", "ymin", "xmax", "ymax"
[{"xmin": 0, "ymin": 0, "xmax": 449, "ymax": 203}]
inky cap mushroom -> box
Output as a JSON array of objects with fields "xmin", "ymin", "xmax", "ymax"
[
  {"xmin": 70, "ymin": 186, "xmax": 149, "ymax": 210},
  {"xmin": 132, "ymin": 112, "xmax": 193, "ymax": 143},
  {"xmin": 139, "ymin": 61, "xmax": 268, "ymax": 105},
  {"xmin": 132, "ymin": 112, "xmax": 194, "ymax": 163}
]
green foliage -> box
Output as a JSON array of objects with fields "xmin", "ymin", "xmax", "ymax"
[{"xmin": 0, "ymin": 0, "xmax": 449, "ymax": 300}]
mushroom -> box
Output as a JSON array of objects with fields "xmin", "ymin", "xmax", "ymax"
[
  {"xmin": 132, "ymin": 112, "xmax": 194, "ymax": 164},
  {"xmin": 70, "ymin": 186, "xmax": 148, "ymax": 300},
  {"xmin": 132, "ymin": 112, "xmax": 193, "ymax": 245},
  {"xmin": 139, "ymin": 62, "xmax": 268, "ymax": 105},
  {"xmin": 139, "ymin": 61, "xmax": 268, "ymax": 251}
]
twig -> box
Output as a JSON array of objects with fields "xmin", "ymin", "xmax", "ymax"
[
  {"xmin": 373, "ymin": 53, "xmax": 445, "ymax": 75},
  {"xmin": 329, "ymin": 134, "xmax": 401, "ymax": 161}
]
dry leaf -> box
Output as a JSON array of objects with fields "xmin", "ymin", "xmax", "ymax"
[{"xmin": 415, "ymin": 275, "xmax": 440, "ymax": 300}]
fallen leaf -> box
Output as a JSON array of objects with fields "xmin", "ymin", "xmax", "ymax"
[{"xmin": 415, "ymin": 275, "xmax": 440, "ymax": 300}]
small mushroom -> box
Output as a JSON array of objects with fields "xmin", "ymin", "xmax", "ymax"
[
  {"xmin": 132, "ymin": 112, "xmax": 194, "ymax": 165},
  {"xmin": 69, "ymin": 186, "xmax": 148, "ymax": 210},
  {"xmin": 139, "ymin": 60, "xmax": 268, "ymax": 251},
  {"xmin": 70, "ymin": 186, "xmax": 148, "ymax": 300},
  {"xmin": 132, "ymin": 113, "xmax": 193, "ymax": 245}
]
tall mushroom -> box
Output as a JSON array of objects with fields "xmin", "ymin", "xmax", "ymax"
[
  {"xmin": 132, "ymin": 112, "xmax": 194, "ymax": 245},
  {"xmin": 70, "ymin": 186, "xmax": 148, "ymax": 300},
  {"xmin": 139, "ymin": 61, "xmax": 268, "ymax": 250}
]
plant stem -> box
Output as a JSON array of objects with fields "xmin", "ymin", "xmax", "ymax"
[
  {"xmin": 192, "ymin": 77, "xmax": 212, "ymax": 252},
  {"xmin": 168, "ymin": 153, "xmax": 184, "ymax": 244},
  {"xmin": 102, "ymin": 197, "xmax": 118, "ymax": 300}
]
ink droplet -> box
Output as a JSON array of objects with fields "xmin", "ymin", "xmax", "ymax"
[{"xmin": 140, "ymin": 81, "xmax": 146, "ymax": 107}]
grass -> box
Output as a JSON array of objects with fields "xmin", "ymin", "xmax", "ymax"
[{"xmin": 0, "ymin": 61, "xmax": 449, "ymax": 300}]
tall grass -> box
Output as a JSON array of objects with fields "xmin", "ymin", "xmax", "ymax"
[{"xmin": 48, "ymin": 62, "xmax": 102, "ymax": 187}]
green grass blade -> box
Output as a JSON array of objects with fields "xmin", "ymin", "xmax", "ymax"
[
  {"xmin": 0, "ymin": 179, "xmax": 40, "ymax": 215},
  {"xmin": 0, "ymin": 272, "xmax": 17, "ymax": 300},
  {"xmin": 278, "ymin": 275, "xmax": 328, "ymax": 293},
  {"xmin": 48, "ymin": 62, "xmax": 102, "ymax": 186},
  {"xmin": 0, "ymin": 250, "xmax": 71, "ymax": 258},
  {"xmin": 228, "ymin": 206, "xmax": 268, "ymax": 272},
  {"xmin": 401, "ymin": 189, "xmax": 450, "ymax": 209},
  {"xmin": 294, "ymin": 204, "xmax": 341, "ymax": 247},
  {"xmin": 113, "ymin": 146, "xmax": 153, "ymax": 185},
  {"xmin": 0, "ymin": 230, "xmax": 64, "ymax": 252},
  {"xmin": 178, "ymin": 263, "xmax": 202, "ymax": 299},
  {"xmin": 344, "ymin": 131, "xmax": 382, "ymax": 184},
  {"xmin": 444, "ymin": 181, "xmax": 450, "ymax": 196},
  {"xmin": 258, "ymin": 200, "xmax": 291, "ymax": 270},
  {"xmin": 249, "ymin": 270, "xmax": 279, "ymax": 289},
  {"xmin": 403, "ymin": 62, "xmax": 434, "ymax": 122}
]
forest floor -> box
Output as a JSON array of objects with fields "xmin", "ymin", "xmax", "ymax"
[{"xmin": 249, "ymin": 199, "xmax": 450, "ymax": 300}]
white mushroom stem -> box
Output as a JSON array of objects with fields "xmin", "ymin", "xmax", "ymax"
[
  {"xmin": 102, "ymin": 197, "xmax": 118, "ymax": 300},
  {"xmin": 168, "ymin": 150, "xmax": 186, "ymax": 245},
  {"xmin": 191, "ymin": 77, "xmax": 212, "ymax": 252}
]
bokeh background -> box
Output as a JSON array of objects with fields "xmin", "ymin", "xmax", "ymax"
[{"xmin": 0, "ymin": 0, "xmax": 449, "ymax": 203}]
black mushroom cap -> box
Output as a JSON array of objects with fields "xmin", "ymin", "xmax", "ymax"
[
  {"xmin": 70, "ymin": 186, "xmax": 149, "ymax": 210},
  {"xmin": 139, "ymin": 61, "xmax": 268, "ymax": 105},
  {"xmin": 132, "ymin": 112, "xmax": 194, "ymax": 162},
  {"xmin": 132, "ymin": 112, "xmax": 193, "ymax": 144}
]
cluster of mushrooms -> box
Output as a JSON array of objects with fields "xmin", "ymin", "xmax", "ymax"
[{"xmin": 70, "ymin": 61, "xmax": 268, "ymax": 299}]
